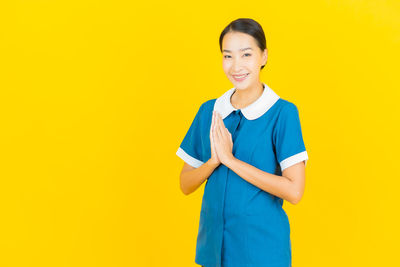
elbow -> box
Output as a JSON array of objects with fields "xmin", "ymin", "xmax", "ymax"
[
  {"xmin": 289, "ymin": 191, "xmax": 303, "ymax": 205},
  {"xmin": 290, "ymin": 197, "xmax": 300, "ymax": 205},
  {"xmin": 179, "ymin": 176, "xmax": 191, "ymax": 196},
  {"xmin": 180, "ymin": 182, "xmax": 197, "ymax": 196},
  {"xmin": 181, "ymin": 186, "xmax": 191, "ymax": 196},
  {"xmin": 180, "ymin": 181, "xmax": 189, "ymax": 195}
]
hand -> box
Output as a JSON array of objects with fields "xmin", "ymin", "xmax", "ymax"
[
  {"xmin": 209, "ymin": 110, "xmax": 221, "ymax": 166},
  {"xmin": 212, "ymin": 110, "xmax": 234, "ymax": 165}
]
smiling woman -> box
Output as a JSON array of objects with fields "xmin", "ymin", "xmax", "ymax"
[{"xmin": 176, "ymin": 18, "xmax": 308, "ymax": 267}]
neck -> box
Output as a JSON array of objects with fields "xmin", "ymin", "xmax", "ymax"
[{"xmin": 230, "ymin": 82, "xmax": 264, "ymax": 109}]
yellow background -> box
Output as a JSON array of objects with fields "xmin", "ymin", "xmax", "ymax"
[{"xmin": 1, "ymin": 0, "xmax": 399, "ymax": 266}]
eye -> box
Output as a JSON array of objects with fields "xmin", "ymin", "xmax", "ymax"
[
  {"xmin": 244, "ymin": 53, "xmax": 252, "ymax": 57},
  {"xmin": 224, "ymin": 55, "xmax": 231, "ymax": 58}
]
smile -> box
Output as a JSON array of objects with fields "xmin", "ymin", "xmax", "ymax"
[{"xmin": 233, "ymin": 73, "xmax": 249, "ymax": 82}]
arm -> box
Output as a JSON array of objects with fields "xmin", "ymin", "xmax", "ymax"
[
  {"xmin": 179, "ymin": 160, "xmax": 219, "ymax": 195},
  {"xmin": 224, "ymin": 156, "xmax": 306, "ymax": 205},
  {"xmin": 212, "ymin": 110, "xmax": 306, "ymax": 205},
  {"xmin": 179, "ymin": 110, "xmax": 223, "ymax": 196}
]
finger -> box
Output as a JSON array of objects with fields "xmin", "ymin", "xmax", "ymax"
[
  {"xmin": 214, "ymin": 112, "xmax": 219, "ymax": 134},
  {"xmin": 217, "ymin": 113, "xmax": 228, "ymax": 138},
  {"xmin": 210, "ymin": 128, "xmax": 214, "ymax": 145},
  {"xmin": 213, "ymin": 125, "xmax": 220, "ymax": 147},
  {"xmin": 211, "ymin": 112, "xmax": 216, "ymax": 140},
  {"xmin": 216, "ymin": 117, "xmax": 223, "ymax": 140},
  {"xmin": 217, "ymin": 112, "xmax": 223, "ymax": 130},
  {"xmin": 215, "ymin": 111, "xmax": 219, "ymax": 129},
  {"xmin": 215, "ymin": 112, "xmax": 220, "ymax": 132},
  {"xmin": 211, "ymin": 111, "xmax": 214, "ymax": 131},
  {"xmin": 225, "ymin": 128, "xmax": 231, "ymax": 139},
  {"xmin": 222, "ymin": 127, "xmax": 230, "ymax": 143},
  {"xmin": 213, "ymin": 114, "xmax": 218, "ymax": 140},
  {"xmin": 219, "ymin": 114, "xmax": 229, "ymax": 142},
  {"xmin": 214, "ymin": 113, "xmax": 220, "ymax": 137},
  {"xmin": 210, "ymin": 120, "xmax": 213, "ymax": 143},
  {"xmin": 218, "ymin": 112, "xmax": 225, "ymax": 127}
]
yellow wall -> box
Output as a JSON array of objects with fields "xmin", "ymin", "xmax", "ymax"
[{"xmin": 0, "ymin": 0, "xmax": 399, "ymax": 266}]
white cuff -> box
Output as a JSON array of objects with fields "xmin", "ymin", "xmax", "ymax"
[
  {"xmin": 176, "ymin": 147, "xmax": 204, "ymax": 168},
  {"xmin": 280, "ymin": 151, "xmax": 308, "ymax": 171}
]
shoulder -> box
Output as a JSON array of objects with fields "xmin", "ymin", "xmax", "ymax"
[
  {"xmin": 272, "ymin": 99, "xmax": 302, "ymax": 131},
  {"xmin": 198, "ymin": 98, "xmax": 217, "ymax": 116},
  {"xmin": 275, "ymin": 98, "xmax": 300, "ymax": 116},
  {"xmin": 188, "ymin": 99, "xmax": 216, "ymax": 129},
  {"xmin": 201, "ymin": 98, "xmax": 217, "ymax": 110}
]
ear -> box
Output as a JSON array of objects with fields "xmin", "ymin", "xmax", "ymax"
[{"xmin": 262, "ymin": 49, "xmax": 268, "ymax": 66}]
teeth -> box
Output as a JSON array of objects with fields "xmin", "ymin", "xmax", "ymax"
[{"xmin": 234, "ymin": 74, "xmax": 248, "ymax": 78}]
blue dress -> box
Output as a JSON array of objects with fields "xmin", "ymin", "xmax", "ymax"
[{"xmin": 176, "ymin": 82, "xmax": 309, "ymax": 267}]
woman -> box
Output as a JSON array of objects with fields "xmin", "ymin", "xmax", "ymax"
[{"xmin": 176, "ymin": 18, "xmax": 308, "ymax": 267}]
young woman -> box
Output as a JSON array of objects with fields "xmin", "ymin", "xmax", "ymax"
[{"xmin": 176, "ymin": 18, "xmax": 308, "ymax": 267}]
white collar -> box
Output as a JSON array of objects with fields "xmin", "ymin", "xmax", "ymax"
[{"xmin": 213, "ymin": 82, "xmax": 280, "ymax": 120}]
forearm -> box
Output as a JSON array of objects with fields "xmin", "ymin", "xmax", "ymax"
[
  {"xmin": 180, "ymin": 159, "xmax": 219, "ymax": 195},
  {"xmin": 224, "ymin": 156, "xmax": 297, "ymax": 204}
]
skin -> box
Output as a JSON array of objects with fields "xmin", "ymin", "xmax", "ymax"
[{"xmin": 180, "ymin": 31, "xmax": 306, "ymax": 205}]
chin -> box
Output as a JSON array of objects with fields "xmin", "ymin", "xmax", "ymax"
[{"xmin": 233, "ymin": 80, "xmax": 252, "ymax": 89}]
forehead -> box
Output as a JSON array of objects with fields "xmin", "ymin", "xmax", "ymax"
[{"xmin": 222, "ymin": 31, "xmax": 257, "ymax": 52}]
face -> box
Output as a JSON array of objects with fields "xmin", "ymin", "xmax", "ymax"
[{"xmin": 221, "ymin": 31, "xmax": 267, "ymax": 90}]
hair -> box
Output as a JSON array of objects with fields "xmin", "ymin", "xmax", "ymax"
[{"xmin": 219, "ymin": 18, "xmax": 267, "ymax": 70}]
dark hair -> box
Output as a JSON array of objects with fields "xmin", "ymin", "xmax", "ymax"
[{"xmin": 219, "ymin": 18, "xmax": 267, "ymax": 70}]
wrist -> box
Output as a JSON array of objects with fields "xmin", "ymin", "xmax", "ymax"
[
  {"xmin": 207, "ymin": 158, "xmax": 220, "ymax": 169},
  {"xmin": 222, "ymin": 154, "xmax": 236, "ymax": 167}
]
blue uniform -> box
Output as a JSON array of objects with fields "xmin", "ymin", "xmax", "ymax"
[{"xmin": 176, "ymin": 82, "xmax": 309, "ymax": 267}]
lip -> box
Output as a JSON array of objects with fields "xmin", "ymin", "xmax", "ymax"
[{"xmin": 232, "ymin": 73, "xmax": 249, "ymax": 82}]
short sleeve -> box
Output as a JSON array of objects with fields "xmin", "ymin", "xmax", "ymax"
[
  {"xmin": 176, "ymin": 103, "xmax": 205, "ymax": 168},
  {"xmin": 274, "ymin": 103, "xmax": 309, "ymax": 171}
]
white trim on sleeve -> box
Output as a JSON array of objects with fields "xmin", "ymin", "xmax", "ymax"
[
  {"xmin": 176, "ymin": 147, "xmax": 204, "ymax": 168},
  {"xmin": 280, "ymin": 151, "xmax": 308, "ymax": 171}
]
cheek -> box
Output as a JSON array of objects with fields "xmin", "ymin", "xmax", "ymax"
[
  {"xmin": 249, "ymin": 57, "xmax": 259, "ymax": 66},
  {"xmin": 222, "ymin": 60, "xmax": 231, "ymax": 71},
  {"xmin": 248, "ymin": 60, "xmax": 260, "ymax": 71}
]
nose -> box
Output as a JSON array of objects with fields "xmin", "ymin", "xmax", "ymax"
[{"xmin": 232, "ymin": 59, "xmax": 244, "ymax": 72}]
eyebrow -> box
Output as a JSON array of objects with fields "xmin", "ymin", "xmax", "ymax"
[{"xmin": 223, "ymin": 47, "xmax": 253, "ymax": 53}]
